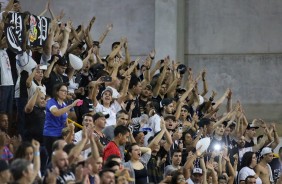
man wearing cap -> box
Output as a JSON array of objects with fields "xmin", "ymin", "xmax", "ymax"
[
  {"xmin": 43, "ymin": 55, "xmax": 69, "ymax": 97},
  {"xmin": 139, "ymin": 84, "xmax": 153, "ymax": 114},
  {"xmin": 244, "ymin": 123, "xmax": 260, "ymax": 148},
  {"xmin": 255, "ymin": 147, "xmax": 274, "ymax": 184},
  {"xmin": 187, "ymin": 168, "xmax": 203, "ymax": 184},
  {"xmin": 0, "ymin": 160, "xmax": 10, "ymax": 184},
  {"xmin": 236, "ymin": 135, "xmax": 267, "ymax": 163},
  {"xmin": 93, "ymin": 112, "xmax": 110, "ymax": 146},
  {"xmin": 103, "ymin": 110, "xmax": 130, "ymax": 140}
]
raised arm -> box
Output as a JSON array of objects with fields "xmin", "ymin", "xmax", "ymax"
[
  {"xmin": 200, "ymin": 69, "xmax": 208, "ymax": 96},
  {"xmin": 25, "ymin": 88, "xmax": 41, "ymax": 113},
  {"xmin": 98, "ymin": 23, "xmax": 113, "ymax": 44},
  {"xmin": 43, "ymin": 56, "xmax": 58, "ymax": 78},
  {"xmin": 68, "ymin": 127, "xmax": 88, "ymax": 165},
  {"xmin": 269, "ymin": 123, "xmax": 280, "ymax": 149},
  {"xmin": 60, "ymin": 21, "xmax": 72, "ymax": 56},
  {"xmin": 31, "ymin": 140, "xmax": 41, "ymax": 182},
  {"xmin": 152, "ymin": 57, "xmax": 168, "ymax": 97},
  {"xmin": 50, "ymin": 99, "xmax": 80, "ymax": 117}
]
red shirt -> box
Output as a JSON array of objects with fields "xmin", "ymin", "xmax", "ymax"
[{"xmin": 103, "ymin": 141, "xmax": 121, "ymax": 161}]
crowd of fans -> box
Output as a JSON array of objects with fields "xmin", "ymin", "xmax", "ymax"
[{"xmin": 0, "ymin": 0, "xmax": 281, "ymax": 184}]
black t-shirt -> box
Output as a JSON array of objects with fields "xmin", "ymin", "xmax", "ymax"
[
  {"xmin": 76, "ymin": 71, "xmax": 94, "ymax": 88},
  {"xmin": 24, "ymin": 106, "xmax": 45, "ymax": 143},
  {"xmin": 139, "ymin": 98, "xmax": 148, "ymax": 115},
  {"xmin": 126, "ymin": 97, "xmax": 141, "ymax": 118},
  {"xmin": 244, "ymin": 139, "xmax": 255, "ymax": 148},
  {"xmin": 74, "ymin": 97, "xmax": 94, "ymax": 125},
  {"xmin": 43, "ymin": 71, "xmax": 69, "ymax": 97}
]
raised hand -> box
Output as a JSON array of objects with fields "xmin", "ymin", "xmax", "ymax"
[
  {"xmin": 106, "ymin": 23, "xmax": 113, "ymax": 31},
  {"xmin": 32, "ymin": 139, "xmax": 40, "ymax": 151}
]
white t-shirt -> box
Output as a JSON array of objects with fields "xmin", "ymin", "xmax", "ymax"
[
  {"xmin": 238, "ymin": 166, "xmax": 262, "ymax": 184},
  {"xmin": 144, "ymin": 114, "xmax": 161, "ymax": 146},
  {"xmin": 0, "ymin": 50, "xmax": 13, "ymax": 86},
  {"xmin": 95, "ymin": 101, "xmax": 122, "ymax": 126}
]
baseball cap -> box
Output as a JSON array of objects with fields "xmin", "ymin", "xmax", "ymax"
[
  {"xmin": 0, "ymin": 160, "xmax": 9, "ymax": 172},
  {"xmin": 193, "ymin": 167, "xmax": 203, "ymax": 175},
  {"xmin": 93, "ymin": 112, "xmax": 109, "ymax": 121},
  {"xmin": 160, "ymin": 98, "xmax": 173, "ymax": 108},
  {"xmin": 101, "ymin": 87, "xmax": 113, "ymax": 96},
  {"xmin": 260, "ymin": 147, "xmax": 272, "ymax": 156},
  {"xmin": 246, "ymin": 123, "xmax": 259, "ymax": 129}
]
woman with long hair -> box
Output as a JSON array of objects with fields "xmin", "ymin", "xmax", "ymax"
[
  {"xmin": 123, "ymin": 143, "xmax": 151, "ymax": 184},
  {"xmin": 238, "ymin": 151, "xmax": 262, "ymax": 184},
  {"xmin": 43, "ymin": 83, "xmax": 80, "ymax": 157}
]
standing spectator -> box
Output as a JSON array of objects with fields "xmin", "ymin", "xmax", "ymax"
[
  {"xmin": 15, "ymin": 51, "xmax": 37, "ymax": 137},
  {"xmin": 164, "ymin": 150, "xmax": 182, "ymax": 176},
  {"xmin": 238, "ymin": 152, "xmax": 262, "ymax": 184},
  {"xmin": 103, "ymin": 110, "xmax": 130, "ymax": 140},
  {"xmin": 0, "ymin": 49, "xmax": 14, "ymax": 117},
  {"xmin": 124, "ymin": 143, "xmax": 151, "ymax": 184},
  {"xmin": 24, "ymin": 88, "xmax": 46, "ymax": 143},
  {"xmin": 255, "ymin": 147, "xmax": 274, "ymax": 183},
  {"xmin": 26, "ymin": 65, "xmax": 46, "ymax": 100},
  {"xmin": 93, "ymin": 112, "xmax": 110, "ymax": 146},
  {"xmin": 43, "ymin": 83, "xmax": 80, "ymax": 157},
  {"xmin": 43, "ymin": 55, "xmax": 69, "ymax": 97},
  {"xmin": 103, "ymin": 125, "xmax": 130, "ymax": 162}
]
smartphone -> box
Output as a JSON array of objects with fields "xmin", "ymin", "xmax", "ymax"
[
  {"xmin": 101, "ymin": 76, "xmax": 112, "ymax": 82},
  {"xmin": 39, "ymin": 65, "xmax": 47, "ymax": 70}
]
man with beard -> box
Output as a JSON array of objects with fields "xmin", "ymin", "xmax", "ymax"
[
  {"xmin": 164, "ymin": 149, "xmax": 182, "ymax": 176},
  {"xmin": 49, "ymin": 150, "xmax": 76, "ymax": 183},
  {"xmin": 236, "ymin": 135, "xmax": 267, "ymax": 163},
  {"xmin": 139, "ymin": 84, "xmax": 153, "ymax": 114},
  {"xmin": 255, "ymin": 147, "xmax": 274, "ymax": 184}
]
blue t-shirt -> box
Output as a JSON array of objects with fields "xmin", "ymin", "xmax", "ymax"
[{"xmin": 43, "ymin": 98, "xmax": 67, "ymax": 137}]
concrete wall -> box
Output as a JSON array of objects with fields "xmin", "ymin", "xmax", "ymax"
[
  {"xmin": 21, "ymin": 0, "xmax": 155, "ymax": 57},
  {"xmin": 186, "ymin": 0, "xmax": 282, "ymax": 54}
]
